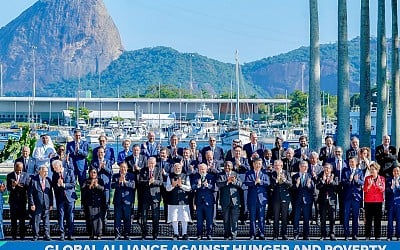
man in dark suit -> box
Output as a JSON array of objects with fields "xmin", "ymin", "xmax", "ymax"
[
  {"xmin": 270, "ymin": 159, "xmax": 292, "ymax": 240},
  {"xmin": 111, "ymin": 162, "xmax": 135, "ymax": 240},
  {"xmin": 318, "ymin": 135, "xmax": 335, "ymax": 165},
  {"xmin": 92, "ymin": 135, "xmax": 115, "ymax": 166},
  {"xmin": 167, "ymin": 134, "xmax": 184, "ymax": 162},
  {"xmin": 225, "ymin": 139, "xmax": 242, "ymax": 162},
  {"xmin": 375, "ymin": 135, "xmax": 397, "ymax": 177},
  {"xmin": 28, "ymin": 165, "xmax": 53, "ymax": 241},
  {"xmin": 282, "ymin": 148, "xmax": 300, "ymax": 175},
  {"xmin": 139, "ymin": 157, "xmax": 163, "ymax": 239},
  {"xmin": 216, "ymin": 161, "xmax": 243, "ymax": 240},
  {"xmin": 329, "ymin": 146, "xmax": 347, "ymax": 223},
  {"xmin": 244, "ymin": 158, "xmax": 270, "ymax": 240},
  {"xmin": 125, "ymin": 144, "xmax": 147, "ymax": 221},
  {"xmin": 192, "ymin": 163, "xmax": 216, "ymax": 240},
  {"xmin": 292, "ymin": 161, "xmax": 314, "ymax": 240},
  {"xmin": 316, "ymin": 163, "xmax": 339, "ymax": 240},
  {"xmin": 201, "ymin": 136, "xmax": 224, "ymax": 162},
  {"xmin": 7, "ymin": 162, "xmax": 30, "ymax": 240},
  {"xmin": 66, "ymin": 129, "xmax": 89, "ymax": 188},
  {"xmin": 117, "ymin": 139, "xmax": 132, "ymax": 165},
  {"xmin": 243, "ymin": 132, "xmax": 264, "ymax": 167},
  {"xmin": 271, "ymin": 137, "xmax": 285, "ymax": 161},
  {"xmin": 15, "ymin": 146, "xmax": 38, "ymax": 175},
  {"xmin": 341, "ymin": 157, "xmax": 364, "ymax": 240},
  {"xmin": 51, "ymin": 159, "xmax": 77, "ymax": 241},
  {"xmin": 345, "ymin": 136, "xmax": 360, "ymax": 161},
  {"xmin": 141, "ymin": 131, "xmax": 161, "ymax": 158},
  {"xmin": 294, "ymin": 135, "xmax": 311, "ymax": 161}
]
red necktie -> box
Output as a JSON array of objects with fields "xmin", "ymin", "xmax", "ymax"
[{"xmin": 41, "ymin": 179, "xmax": 46, "ymax": 190}]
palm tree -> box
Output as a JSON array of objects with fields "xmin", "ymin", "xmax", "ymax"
[
  {"xmin": 337, "ymin": 0, "xmax": 350, "ymax": 150},
  {"xmin": 391, "ymin": 0, "xmax": 400, "ymax": 148},
  {"xmin": 376, "ymin": 0, "xmax": 387, "ymax": 143},
  {"xmin": 308, "ymin": 0, "xmax": 322, "ymax": 151},
  {"xmin": 359, "ymin": 0, "xmax": 371, "ymax": 147}
]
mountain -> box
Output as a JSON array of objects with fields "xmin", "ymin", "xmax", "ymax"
[
  {"xmin": 0, "ymin": 0, "xmax": 380, "ymax": 97},
  {"xmin": 0, "ymin": 0, "xmax": 123, "ymax": 94}
]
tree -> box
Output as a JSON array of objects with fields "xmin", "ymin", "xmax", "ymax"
[
  {"xmin": 308, "ymin": 0, "xmax": 322, "ymax": 151},
  {"xmin": 0, "ymin": 127, "xmax": 37, "ymax": 163},
  {"xmin": 376, "ymin": 0, "xmax": 388, "ymax": 143},
  {"xmin": 68, "ymin": 106, "xmax": 90, "ymax": 121},
  {"xmin": 359, "ymin": 0, "xmax": 371, "ymax": 148},
  {"xmin": 288, "ymin": 90, "xmax": 308, "ymax": 125},
  {"xmin": 391, "ymin": 0, "xmax": 400, "ymax": 148},
  {"xmin": 337, "ymin": 0, "xmax": 350, "ymax": 150}
]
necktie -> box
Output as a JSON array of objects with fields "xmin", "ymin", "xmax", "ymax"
[
  {"xmin": 252, "ymin": 144, "xmax": 256, "ymax": 153},
  {"xmin": 255, "ymin": 171, "xmax": 259, "ymax": 180},
  {"xmin": 16, "ymin": 174, "xmax": 20, "ymax": 183},
  {"xmin": 24, "ymin": 158, "xmax": 28, "ymax": 167},
  {"xmin": 150, "ymin": 169, "xmax": 153, "ymax": 178},
  {"xmin": 337, "ymin": 160, "xmax": 341, "ymax": 171},
  {"xmin": 134, "ymin": 157, "xmax": 137, "ymax": 165},
  {"xmin": 301, "ymin": 174, "xmax": 305, "ymax": 186},
  {"xmin": 41, "ymin": 178, "xmax": 46, "ymax": 190}
]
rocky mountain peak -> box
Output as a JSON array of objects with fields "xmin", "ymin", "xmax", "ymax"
[{"xmin": 0, "ymin": 0, "xmax": 124, "ymax": 94}]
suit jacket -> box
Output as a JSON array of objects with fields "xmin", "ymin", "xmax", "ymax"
[
  {"xmin": 375, "ymin": 145, "xmax": 397, "ymax": 176},
  {"xmin": 81, "ymin": 178, "xmax": 105, "ymax": 208},
  {"xmin": 90, "ymin": 159, "xmax": 113, "ymax": 190},
  {"xmin": 181, "ymin": 158, "xmax": 198, "ymax": 175},
  {"xmin": 111, "ymin": 172, "xmax": 136, "ymax": 205},
  {"xmin": 294, "ymin": 147, "xmax": 311, "ymax": 161},
  {"xmin": 139, "ymin": 166, "xmax": 163, "ymax": 203},
  {"xmin": 282, "ymin": 157, "xmax": 300, "ymax": 175},
  {"xmin": 191, "ymin": 173, "xmax": 215, "ymax": 206},
  {"xmin": 387, "ymin": 177, "xmax": 400, "ymax": 206},
  {"xmin": 318, "ymin": 146, "xmax": 336, "ymax": 165},
  {"xmin": 270, "ymin": 170, "xmax": 292, "ymax": 202},
  {"xmin": 167, "ymin": 145, "xmax": 184, "ymax": 162},
  {"xmin": 125, "ymin": 154, "xmax": 147, "ymax": 176},
  {"xmin": 66, "ymin": 140, "xmax": 89, "ymax": 172},
  {"xmin": 244, "ymin": 169, "xmax": 270, "ymax": 206},
  {"xmin": 15, "ymin": 156, "xmax": 37, "ymax": 175},
  {"xmin": 141, "ymin": 141, "xmax": 161, "ymax": 158},
  {"xmin": 271, "ymin": 146, "xmax": 286, "ymax": 161},
  {"xmin": 292, "ymin": 172, "xmax": 314, "ymax": 205},
  {"xmin": 216, "ymin": 171, "xmax": 242, "ymax": 208},
  {"xmin": 7, "ymin": 171, "xmax": 30, "ymax": 207},
  {"xmin": 341, "ymin": 167, "xmax": 364, "ymax": 202},
  {"xmin": 345, "ymin": 147, "xmax": 359, "ymax": 161},
  {"xmin": 201, "ymin": 145, "xmax": 224, "ymax": 162},
  {"xmin": 28, "ymin": 174, "xmax": 53, "ymax": 213},
  {"xmin": 329, "ymin": 157, "xmax": 348, "ymax": 180},
  {"xmin": 93, "ymin": 146, "xmax": 115, "ymax": 166},
  {"xmin": 51, "ymin": 167, "xmax": 77, "ymax": 204},
  {"xmin": 243, "ymin": 142, "xmax": 264, "ymax": 166},
  {"xmin": 117, "ymin": 149, "xmax": 132, "ymax": 165},
  {"xmin": 316, "ymin": 172, "xmax": 339, "ymax": 205},
  {"xmin": 228, "ymin": 157, "xmax": 250, "ymax": 175}
]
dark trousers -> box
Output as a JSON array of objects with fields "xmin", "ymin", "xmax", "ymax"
[
  {"xmin": 88, "ymin": 205, "xmax": 102, "ymax": 237},
  {"xmin": 239, "ymin": 189, "xmax": 248, "ymax": 222},
  {"xmin": 196, "ymin": 203, "xmax": 213, "ymax": 236},
  {"xmin": 293, "ymin": 202, "xmax": 311, "ymax": 237},
  {"xmin": 141, "ymin": 201, "xmax": 160, "ymax": 237},
  {"xmin": 221, "ymin": 204, "xmax": 239, "ymax": 238},
  {"xmin": 248, "ymin": 202, "xmax": 266, "ymax": 237},
  {"xmin": 343, "ymin": 198, "xmax": 360, "ymax": 237},
  {"xmin": 10, "ymin": 204, "xmax": 26, "ymax": 239},
  {"xmin": 57, "ymin": 199, "xmax": 75, "ymax": 237},
  {"xmin": 319, "ymin": 200, "xmax": 335, "ymax": 237},
  {"xmin": 364, "ymin": 202, "xmax": 382, "ymax": 238},
  {"xmin": 32, "ymin": 209, "xmax": 50, "ymax": 239},
  {"xmin": 114, "ymin": 203, "xmax": 132, "ymax": 237},
  {"xmin": 272, "ymin": 201, "xmax": 289, "ymax": 238},
  {"xmin": 387, "ymin": 203, "xmax": 400, "ymax": 238}
]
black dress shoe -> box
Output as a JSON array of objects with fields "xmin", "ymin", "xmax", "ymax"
[
  {"xmin": 44, "ymin": 237, "xmax": 52, "ymax": 241},
  {"xmin": 124, "ymin": 236, "xmax": 130, "ymax": 240},
  {"xmin": 330, "ymin": 234, "xmax": 336, "ymax": 241},
  {"xmin": 60, "ymin": 236, "xmax": 65, "ymax": 241},
  {"xmin": 206, "ymin": 235, "xmax": 212, "ymax": 240},
  {"xmin": 282, "ymin": 235, "xmax": 289, "ymax": 240},
  {"xmin": 196, "ymin": 235, "xmax": 201, "ymax": 240},
  {"xmin": 67, "ymin": 236, "xmax": 75, "ymax": 241},
  {"xmin": 182, "ymin": 234, "xmax": 189, "ymax": 240},
  {"xmin": 31, "ymin": 237, "xmax": 38, "ymax": 241},
  {"xmin": 173, "ymin": 234, "xmax": 179, "ymax": 240},
  {"xmin": 387, "ymin": 237, "xmax": 392, "ymax": 241},
  {"xmin": 294, "ymin": 234, "xmax": 299, "ymax": 240},
  {"xmin": 152, "ymin": 236, "xmax": 158, "ymax": 240},
  {"xmin": 141, "ymin": 236, "xmax": 147, "ymax": 240},
  {"xmin": 114, "ymin": 236, "xmax": 121, "ymax": 240},
  {"xmin": 259, "ymin": 236, "xmax": 265, "ymax": 240},
  {"xmin": 344, "ymin": 237, "xmax": 349, "ymax": 241},
  {"xmin": 249, "ymin": 236, "xmax": 255, "ymax": 240},
  {"xmin": 352, "ymin": 236, "xmax": 359, "ymax": 241},
  {"xmin": 304, "ymin": 236, "xmax": 309, "ymax": 240}
]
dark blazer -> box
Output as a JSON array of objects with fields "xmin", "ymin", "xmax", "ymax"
[
  {"xmin": 81, "ymin": 178, "xmax": 105, "ymax": 208},
  {"xmin": 291, "ymin": 172, "xmax": 314, "ymax": 205},
  {"xmin": 282, "ymin": 157, "xmax": 300, "ymax": 174},
  {"xmin": 271, "ymin": 147, "xmax": 286, "ymax": 161},
  {"xmin": 294, "ymin": 147, "xmax": 311, "ymax": 161},
  {"xmin": 51, "ymin": 167, "xmax": 78, "ymax": 204},
  {"xmin": 93, "ymin": 146, "xmax": 115, "ymax": 166},
  {"xmin": 244, "ymin": 169, "xmax": 270, "ymax": 206},
  {"xmin": 90, "ymin": 159, "xmax": 113, "ymax": 190},
  {"xmin": 139, "ymin": 166, "xmax": 163, "ymax": 203},
  {"xmin": 228, "ymin": 157, "xmax": 250, "ymax": 175},
  {"xmin": 270, "ymin": 170, "xmax": 292, "ymax": 203},
  {"xmin": 66, "ymin": 140, "xmax": 89, "ymax": 172},
  {"xmin": 191, "ymin": 173, "xmax": 216, "ymax": 206},
  {"xmin": 375, "ymin": 145, "xmax": 397, "ymax": 176},
  {"xmin": 243, "ymin": 142, "xmax": 264, "ymax": 165},
  {"xmin": 345, "ymin": 147, "xmax": 359, "ymax": 161},
  {"xmin": 140, "ymin": 141, "xmax": 161, "ymax": 158},
  {"xmin": 7, "ymin": 171, "xmax": 30, "ymax": 207},
  {"xmin": 117, "ymin": 149, "xmax": 132, "ymax": 165},
  {"xmin": 28, "ymin": 174, "xmax": 54, "ymax": 213},
  {"xmin": 216, "ymin": 171, "xmax": 242, "ymax": 208},
  {"xmin": 316, "ymin": 172, "xmax": 339, "ymax": 205},
  {"xmin": 125, "ymin": 154, "xmax": 147, "ymax": 176},
  {"xmin": 201, "ymin": 145, "xmax": 224, "ymax": 162},
  {"xmin": 341, "ymin": 167, "xmax": 364, "ymax": 202},
  {"xmin": 167, "ymin": 146, "xmax": 184, "ymax": 162},
  {"xmin": 111, "ymin": 172, "xmax": 136, "ymax": 205},
  {"xmin": 318, "ymin": 146, "xmax": 336, "ymax": 165},
  {"xmin": 15, "ymin": 156, "xmax": 37, "ymax": 175}
]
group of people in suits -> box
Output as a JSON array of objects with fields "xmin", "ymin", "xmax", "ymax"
[{"xmin": 5, "ymin": 128, "xmax": 400, "ymax": 242}]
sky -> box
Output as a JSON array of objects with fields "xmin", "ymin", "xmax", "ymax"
[{"xmin": 0, "ymin": 0, "xmax": 398, "ymax": 63}]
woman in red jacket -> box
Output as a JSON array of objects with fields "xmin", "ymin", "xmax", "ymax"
[{"xmin": 363, "ymin": 162, "xmax": 385, "ymax": 240}]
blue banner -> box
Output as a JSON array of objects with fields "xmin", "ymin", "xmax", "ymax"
[{"xmin": 0, "ymin": 240, "xmax": 394, "ymax": 250}]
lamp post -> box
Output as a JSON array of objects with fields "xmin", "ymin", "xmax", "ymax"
[{"xmin": 31, "ymin": 45, "xmax": 37, "ymax": 126}]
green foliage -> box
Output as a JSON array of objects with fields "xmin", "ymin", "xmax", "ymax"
[
  {"xmin": 288, "ymin": 90, "xmax": 308, "ymax": 125},
  {"xmin": 0, "ymin": 127, "xmax": 37, "ymax": 163},
  {"xmin": 68, "ymin": 106, "xmax": 90, "ymax": 121}
]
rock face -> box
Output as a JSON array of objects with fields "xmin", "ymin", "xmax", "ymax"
[{"xmin": 0, "ymin": 0, "xmax": 123, "ymax": 94}]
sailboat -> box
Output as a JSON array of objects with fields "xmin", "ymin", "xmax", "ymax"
[{"xmin": 220, "ymin": 51, "xmax": 251, "ymax": 145}]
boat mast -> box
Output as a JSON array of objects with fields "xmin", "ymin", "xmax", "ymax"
[{"xmin": 235, "ymin": 50, "xmax": 240, "ymax": 132}]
